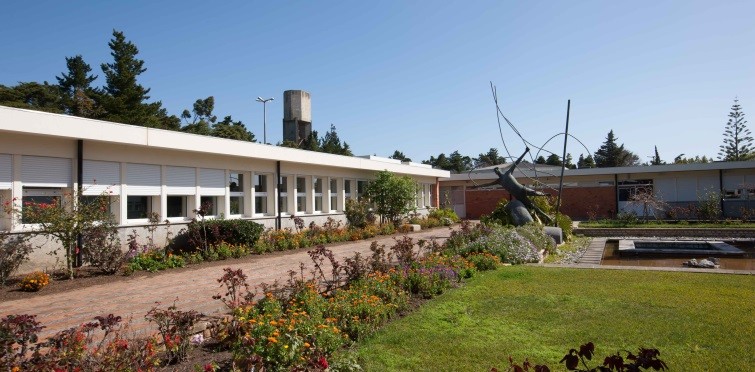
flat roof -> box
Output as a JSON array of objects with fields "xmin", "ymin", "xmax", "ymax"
[{"xmin": 0, "ymin": 105, "xmax": 449, "ymax": 179}]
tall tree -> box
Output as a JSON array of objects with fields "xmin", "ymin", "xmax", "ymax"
[
  {"xmin": 57, "ymin": 55, "xmax": 101, "ymax": 118},
  {"xmin": 577, "ymin": 153, "xmax": 596, "ymax": 169},
  {"xmin": 718, "ymin": 98, "xmax": 753, "ymax": 161},
  {"xmin": 321, "ymin": 124, "xmax": 352, "ymax": 155},
  {"xmin": 448, "ymin": 151, "xmax": 473, "ymax": 173},
  {"xmin": 0, "ymin": 82, "xmax": 63, "ymax": 113},
  {"xmin": 593, "ymin": 130, "xmax": 640, "ymax": 167},
  {"xmin": 650, "ymin": 146, "xmax": 664, "ymax": 165},
  {"xmin": 545, "ymin": 154, "xmax": 561, "ymax": 166},
  {"xmin": 212, "ymin": 115, "xmax": 256, "ymax": 142},
  {"xmin": 535, "ymin": 156, "xmax": 546, "ymax": 164},
  {"xmin": 100, "ymin": 30, "xmax": 177, "ymax": 129},
  {"xmin": 423, "ymin": 153, "xmax": 451, "ymax": 170},
  {"xmin": 474, "ymin": 148, "xmax": 505, "ymax": 168},
  {"xmin": 389, "ymin": 150, "xmax": 412, "ymax": 162},
  {"xmin": 181, "ymin": 96, "xmax": 216, "ymax": 136}
]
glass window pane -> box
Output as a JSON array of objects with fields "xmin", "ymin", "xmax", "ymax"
[
  {"xmin": 200, "ymin": 196, "xmax": 217, "ymax": 215},
  {"xmin": 167, "ymin": 196, "xmax": 186, "ymax": 218},
  {"xmin": 230, "ymin": 172, "xmax": 243, "ymax": 192},
  {"xmin": 127, "ymin": 196, "xmax": 150, "ymax": 219},
  {"xmin": 255, "ymin": 174, "xmax": 267, "ymax": 192},
  {"xmin": 230, "ymin": 196, "xmax": 243, "ymax": 215},
  {"xmin": 255, "ymin": 196, "xmax": 267, "ymax": 214}
]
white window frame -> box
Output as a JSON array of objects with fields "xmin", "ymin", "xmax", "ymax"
[
  {"xmin": 344, "ymin": 179, "xmax": 353, "ymax": 201},
  {"xmin": 126, "ymin": 195, "xmax": 159, "ymax": 222},
  {"xmin": 313, "ymin": 176, "xmax": 323, "ymax": 213},
  {"xmin": 229, "ymin": 171, "xmax": 245, "ymax": 217},
  {"xmin": 329, "ymin": 178, "xmax": 338, "ymax": 212},
  {"xmin": 254, "ymin": 173, "xmax": 270, "ymax": 216},
  {"xmin": 166, "ymin": 195, "xmax": 192, "ymax": 220},
  {"xmin": 21, "ymin": 187, "xmax": 63, "ymax": 225},
  {"xmin": 279, "ymin": 175, "xmax": 290, "ymax": 216},
  {"xmin": 296, "ymin": 176, "xmax": 307, "ymax": 214}
]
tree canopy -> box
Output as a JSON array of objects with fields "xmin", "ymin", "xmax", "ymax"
[
  {"xmin": 593, "ymin": 130, "xmax": 640, "ymax": 167},
  {"xmin": 718, "ymin": 98, "xmax": 753, "ymax": 161},
  {"xmin": 423, "ymin": 150, "xmax": 473, "ymax": 173},
  {"xmin": 389, "ymin": 150, "xmax": 412, "ymax": 162},
  {"xmin": 474, "ymin": 148, "xmax": 506, "ymax": 168}
]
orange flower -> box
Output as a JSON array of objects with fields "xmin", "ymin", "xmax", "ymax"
[
  {"xmin": 267, "ymin": 337, "xmax": 278, "ymax": 343},
  {"xmin": 303, "ymin": 342, "xmax": 311, "ymax": 348}
]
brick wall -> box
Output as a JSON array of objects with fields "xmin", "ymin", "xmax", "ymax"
[{"xmin": 464, "ymin": 186, "xmax": 616, "ymax": 220}]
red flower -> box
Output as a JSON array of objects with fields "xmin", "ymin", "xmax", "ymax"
[{"xmin": 317, "ymin": 356, "xmax": 328, "ymax": 369}]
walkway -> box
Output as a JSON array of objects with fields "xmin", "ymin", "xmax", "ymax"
[
  {"xmin": 0, "ymin": 227, "xmax": 458, "ymax": 339},
  {"xmin": 577, "ymin": 237, "xmax": 607, "ymax": 265}
]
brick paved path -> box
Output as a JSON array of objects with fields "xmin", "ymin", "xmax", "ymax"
[{"xmin": 0, "ymin": 227, "xmax": 457, "ymax": 339}]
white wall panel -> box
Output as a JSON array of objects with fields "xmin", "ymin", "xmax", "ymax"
[
  {"xmin": 127, "ymin": 163, "xmax": 161, "ymax": 195},
  {"xmin": 166, "ymin": 166, "xmax": 196, "ymax": 195},
  {"xmin": 676, "ymin": 178, "xmax": 697, "ymax": 201},
  {"xmin": 653, "ymin": 177, "xmax": 676, "ymax": 202},
  {"xmin": 697, "ymin": 175, "xmax": 719, "ymax": 194},
  {"xmin": 723, "ymin": 174, "xmax": 745, "ymax": 190},
  {"xmin": 199, "ymin": 168, "xmax": 225, "ymax": 196},
  {"xmin": 83, "ymin": 160, "xmax": 120, "ymax": 195},
  {"xmin": 22, "ymin": 156, "xmax": 72, "ymax": 187},
  {"xmin": 0, "ymin": 154, "xmax": 11, "ymax": 190}
]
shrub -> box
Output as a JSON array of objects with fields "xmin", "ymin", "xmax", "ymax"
[
  {"xmin": 481, "ymin": 199, "xmax": 516, "ymax": 226},
  {"xmin": 81, "ymin": 222, "xmax": 124, "ymax": 274},
  {"xmin": 365, "ymin": 170, "xmax": 417, "ymax": 225},
  {"xmin": 462, "ymin": 225, "xmax": 541, "ymax": 264},
  {"xmin": 516, "ymin": 224, "xmax": 556, "ymax": 254},
  {"xmin": 145, "ymin": 302, "xmax": 202, "ymax": 364},
  {"xmin": 18, "ymin": 271, "xmax": 50, "ymax": 292},
  {"xmin": 428, "ymin": 208, "xmax": 460, "ymax": 223},
  {"xmin": 554, "ymin": 213, "xmax": 573, "ymax": 241},
  {"xmin": 345, "ymin": 198, "xmax": 371, "ymax": 229},
  {"xmin": 126, "ymin": 249, "xmax": 185, "ymax": 273},
  {"xmin": 182, "ymin": 218, "xmax": 263, "ymax": 252},
  {"xmin": 0, "ymin": 233, "xmax": 33, "ymax": 286},
  {"xmin": 697, "ymin": 189, "xmax": 722, "ymax": 221},
  {"xmin": 466, "ymin": 252, "xmax": 500, "ymax": 271},
  {"xmin": 0, "ymin": 314, "xmax": 44, "ymax": 369}
]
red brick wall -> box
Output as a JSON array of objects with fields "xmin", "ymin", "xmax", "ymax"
[{"xmin": 464, "ymin": 186, "xmax": 616, "ymax": 220}]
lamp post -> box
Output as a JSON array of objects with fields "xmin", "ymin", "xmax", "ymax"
[{"xmin": 256, "ymin": 96, "xmax": 274, "ymax": 144}]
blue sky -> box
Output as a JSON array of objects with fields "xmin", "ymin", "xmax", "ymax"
[{"xmin": 2, "ymin": 1, "xmax": 753, "ymax": 164}]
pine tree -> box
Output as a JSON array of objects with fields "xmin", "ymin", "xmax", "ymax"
[
  {"xmin": 545, "ymin": 154, "xmax": 561, "ymax": 166},
  {"xmin": 212, "ymin": 115, "xmax": 255, "ymax": 142},
  {"xmin": 474, "ymin": 148, "xmax": 505, "ymax": 168},
  {"xmin": 593, "ymin": 130, "xmax": 640, "ymax": 167},
  {"xmin": 390, "ymin": 150, "xmax": 412, "ymax": 162},
  {"xmin": 651, "ymin": 146, "xmax": 664, "ymax": 165},
  {"xmin": 577, "ymin": 153, "xmax": 596, "ymax": 169},
  {"xmin": 100, "ymin": 30, "xmax": 175, "ymax": 129},
  {"xmin": 535, "ymin": 156, "xmax": 546, "ymax": 164},
  {"xmin": 321, "ymin": 124, "xmax": 352, "ymax": 155},
  {"xmin": 718, "ymin": 98, "xmax": 753, "ymax": 161},
  {"xmin": 57, "ymin": 55, "xmax": 102, "ymax": 118}
]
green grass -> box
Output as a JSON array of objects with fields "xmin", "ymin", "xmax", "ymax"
[
  {"xmin": 579, "ymin": 220, "xmax": 755, "ymax": 228},
  {"xmin": 355, "ymin": 266, "xmax": 755, "ymax": 371}
]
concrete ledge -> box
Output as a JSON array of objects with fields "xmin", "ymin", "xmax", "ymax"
[{"xmin": 574, "ymin": 227, "xmax": 755, "ymax": 239}]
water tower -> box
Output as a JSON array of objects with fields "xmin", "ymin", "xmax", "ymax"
[{"xmin": 283, "ymin": 90, "xmax": 312, "ymax": 143}]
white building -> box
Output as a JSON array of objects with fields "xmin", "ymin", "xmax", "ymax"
[{"xmin": 0, "ymin": 106, "xmax": 449, "ymax": 270}]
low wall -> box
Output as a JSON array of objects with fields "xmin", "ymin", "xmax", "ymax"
[{"xmin": 574, "ymin": 227, "xmax": 755, "ymax": 239}]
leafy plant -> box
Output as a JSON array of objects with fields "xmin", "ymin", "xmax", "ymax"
[
  {"xmin": 18, "ymin": 271, "xmax": 50, "ymax": 292},
  {"xmin": 345, "ymin": 198, "xmax": 371, "ymax": 229},
  {"xmin": 145, "ymin": 301, "xmax": 202, "ymax": 364},
  {"xmin": 0, "ymin": 232, "xmax": 33, "ymax": 286},
  {"xmin": 81, "ymin": 222, "xmax": 124, "ymax": 274},
  {"xmin": 364, "ymin": 170, "xmax": 417, "ymax": 225},
  {"xmin": 0, "ymin": 314, "xmax": 44, "ymax": 370},
  {"xmin": 3, "ymin": 191, "xmax": 117, "ymax": 279}
]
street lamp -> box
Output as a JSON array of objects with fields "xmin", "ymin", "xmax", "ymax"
[{"xmin": 256, "ymin": 96, "xmax": 274, "ymax": 144}]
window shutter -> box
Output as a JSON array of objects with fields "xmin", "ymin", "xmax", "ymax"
[
  {"xmin": 127, "ymin": 163, "xmax": 161, "ymax": 195},
  {"xmin": 0, "ymin": 154, "xmax": 11, "ymax": 190},
  {"xmin": 83, "ymin": 160, "xmax": 121, "ymax": 195},
  {"xmin": 22, "ymin": 156, "xmax": 72, "ymax": 187},
  {"xmin": 199, "ymin": 168, "xmax": 225, "ymax": 196},
  {"xmin": 166, "ymin": 166, "xmax": 196, "ymax": 195}
]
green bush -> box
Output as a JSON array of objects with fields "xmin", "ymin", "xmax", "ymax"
[
  {"xmin": 182, "ymin": 218, "xmax": 264, "ymax": 251},
  {"xmin": 345, "ymin": 198, "xmax": 372, "ymax": 228},
  {"xmin": 481, "ymin": 199, "xmax": 515, "ymax": 226},
  {"xmin": 428, "ymin": 208, "xmax": 460, "ymax": 223},
  {"xmin": 516, "ymin": 223, "xmax": 556, "ymax": 254},
  {"xmin": 554, "ymin": 213, "xmax": 573, "ymax": 241}
]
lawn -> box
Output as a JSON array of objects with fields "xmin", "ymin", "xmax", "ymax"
[{"xmin": 355, "ymin": 266, "xmax": 754, "ymax": 371}]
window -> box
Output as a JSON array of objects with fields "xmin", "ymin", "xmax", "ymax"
[
  {"xmin": 313, "ymin": 177, "xmax": 323, "ymax": 212},
  {"xmin": 279, "ymin": 176, "xmax": 289, "ymax": 215},
  {"xmin": 22, "ymin": 188, "xmax": 61, "ymax": 224},
  {"xmin": 229, "ymin": 172, "xmax": 244, "ymax": 216},
  {"xmin": 357, "ymin": 180, "xmax": 368, "ymax": 201},
  {"xmin": 80, "ymin": 195, "xmax": 114, "ymax": 216},
  {"xmin": 330, "ymin": 178, "xmax": 338, "ymax": 212},
  {"xmin": 167, "ymin": 196, "xmax": 188, "ymax": 218},
  {"xmin": 618, "ymin": 180, "xmax": 653, "ymax": 202},
  {"xmin": 296, "ymin": 176, "xmax": 307, "ymax": 213},
  {"xmin": 127, "ymin": 195, "xmax": 154, "ymax": 220},
  {"xmin": 254, "ymin": 174, "xmax": 268, "ymax": 215},
  {"xmin": 200, "ymin": 196, "xmax": 217, "ymax": 216},
  {"xmin": 344, "ymin": 180, "xmax": 353, "ymax": 200}
]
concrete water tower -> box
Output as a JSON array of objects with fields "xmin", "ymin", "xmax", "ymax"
[{"xmin": 283, "ymin": 90, "xmax": 312, "ymax": 143}]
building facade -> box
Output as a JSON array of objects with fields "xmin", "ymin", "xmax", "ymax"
[
  {"xmin": 440, "ymin": 161, "xmax": 755, "ymax": 220},
  {"xmin": 0, "ymin": 106, "xmax": 448, "ymax": 270}
]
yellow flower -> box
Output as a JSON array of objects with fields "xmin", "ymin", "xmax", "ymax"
[{"xmin": 284, "ymin": 345, "xmax": 289, "ymax": 349}]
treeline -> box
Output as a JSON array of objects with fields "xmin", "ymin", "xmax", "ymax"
[{"xmin": 0, "ymin": 30, "xmax": 256, "ymax": 142}]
